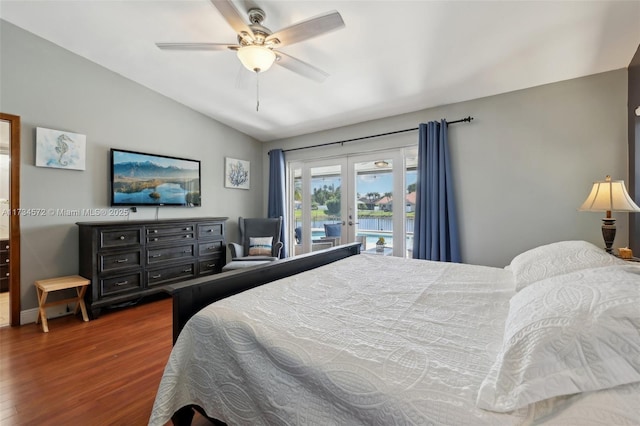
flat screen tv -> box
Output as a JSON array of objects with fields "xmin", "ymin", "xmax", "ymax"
[{"xmin": 110, "ymin": 148, "xmax": 201, "ymax": 207}]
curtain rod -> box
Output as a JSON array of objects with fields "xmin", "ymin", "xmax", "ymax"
[{"xmin": 277, "ymin": 116, "xmax": 474, "ymax": 154}]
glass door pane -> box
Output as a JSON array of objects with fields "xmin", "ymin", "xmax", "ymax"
[
  {"xmin": 291, "ymin": 165, "xmax": 303, "ymax": 255},
  {"xmin": 352, "ymin": 158, "xmax": 394, "ymax": 255},
  {"xmin": 310, "ymin": 164, "xmax": 343, "ymax": 247},
  {"xmin": 405, "ymin": 148, "xmax": 418, "ymax": 258},
  {"xmin": 291, "ymin": 160, "xmax": 345, "ymax": 256}
]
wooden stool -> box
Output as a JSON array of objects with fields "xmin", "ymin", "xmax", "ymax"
[{"xmin": 34, "ymin": 275, "xmax": 90, "ymax": 332}]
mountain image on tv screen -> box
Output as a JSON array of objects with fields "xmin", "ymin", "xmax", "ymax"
[{"xmin": 112, "ymin": 150, "xmax": 201, "ymax": 206}]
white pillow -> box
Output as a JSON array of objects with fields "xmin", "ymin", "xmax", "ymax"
[
  {"xmin": 477, "ymin": 265, "xmax": 640, "ymax": 412},
  {"xmin": 508, "ymin": 240, "xmax": 626, "ymax": 291}
]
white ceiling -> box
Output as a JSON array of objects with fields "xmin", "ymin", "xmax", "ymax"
[{"xmin": 1, "ymin": 1, "xmax": 639, "ymax": 142}]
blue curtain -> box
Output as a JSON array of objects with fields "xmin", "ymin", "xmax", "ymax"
[
  {"xmin": 268, "ymin": 149, "xmax": 287, "ymax": 258},
  {"xmin": 412, "ymin": 120, "xmax": 461, "ymax": 262}
]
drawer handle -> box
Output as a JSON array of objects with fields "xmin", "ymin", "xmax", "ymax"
[
  {"xmin": 115, "ymin": 258, "xmax": 129, "ymax": 263},
  {"xmin": 114, "ymin": 280, "xmax": 129, "ymax": 286},
  {"xmin": 207, "ymin": 263, "xmax": 215, "ymax": 268},
  {"xmin": 5, "ymin": 259, "xmax": 8, "ymax": 263},
  {"xmin": 119, "ymin": 235, "xmax": 126, "ymax": 240},
  {"xmin": 4, "ymin": 245, "xmax": 8, "ymax": 249},
  {"xmin": 5, "ymin": 272, "xmax": 9, "ymax": 277},
  {"xmin": 184, "ymin": 235, "xmax": 191, "ymax": 238},
  {"xmin": 184, "ymin": 227, "xmax": 191, "ymax": 231},
  {"xmin": 151, "ymin": 274, "xmax": 162, "ymax": 279},
  {"xmin": 151, "ymin": 254, "xmax": 162, "ymax": 258},
  {"xmin": 182, "ymin": 268, "xmax": 192, "ymax": 273},
  {"xmin": 153, "ymin": 230, "xmax": 158, "ymax": 233},
  {"xmin": 152, "ymin": 238, "xmax": 159, "ymax": 242},
  {"xmin": 183, "ymin": 249, "xmax": 191, "ymax": 253},
  {"xmin": 206, "ymin": 229, "xmax": 213, "ymax": 233},
  {"xmin": 207, "ymin": 246, "xmax": 215, "ymax": 250}
]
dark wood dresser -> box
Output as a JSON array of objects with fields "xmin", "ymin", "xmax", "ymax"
[
  {"xmin": 0, "ymin": 239, "xmax": 8, "ymax": 293},
  {"xmin": 77, "ymin": 217, "xmax": 227, "ymax": 317}
]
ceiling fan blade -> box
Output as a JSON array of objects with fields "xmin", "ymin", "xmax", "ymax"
[
  {"xmin": 156, "ymin": 42, "xmax": 238, "ymax": 51},
  {"xmin": 209, "ymin": 0, "xmax": 254, "ymax": 41},
  {"xmin": 266, "ymin": 10, "xmax": 344, "ymax": 47},
  {"xmin": 275, "ymin": 51, "xmax": 329, "ymax": 83}
]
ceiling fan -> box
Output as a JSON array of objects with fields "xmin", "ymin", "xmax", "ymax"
[{"xmin": 156, "ymin": 0, "xmax": 345, "ymax": 83}]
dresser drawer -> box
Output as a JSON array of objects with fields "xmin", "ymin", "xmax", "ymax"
[
  {"xmin": 198, "ymin": 222, "xmax": 224, "ymax": 239},
  {"xmin": 0, "ymin": 239, "xmax": 8, "ymax": 252},
  {"xmin": 99, "ymin": 250, "xmax": 142, "ymax": 273},
  {"xmin": 147, "ymin": 262, "xmax": 196, "ymax": 287},
  {"xmin": 99, "ymin": 228, "xmax": 142, "ymax": 249},
  {"xmin": 0, "ymin": 251, "xmax": 8, "ymax": 265},
  {"xmin": 146, "ymin": 224, "xmax": 194, "ymax": 235},
  {"xmin": 0, "ymin": 263, "xmax": 8, "ymax": 290},
  {"xmin": 0, "ymin": 263, "xmax": 8, "ymax": 279},
  {"xmin": 146, "ymin": 232, "xmax": 195, "ymax": 245},
  {"xmin": 100, "ymin": 272, "xmax": 143, "ymax": 296},
  {"xmin": 147, "ymin": 244, "xmax": 195, "ymax": 265},
  {"xmin": 199, "ymin": 241, "xmax": 223, "ymax": 256},
  {"xmin": 198, "ymin": 257, "xmax": 222, "ymax": 276},
  {"xmin": 146, "ymin": 224, "xmax": 195, "ymax": 245}
]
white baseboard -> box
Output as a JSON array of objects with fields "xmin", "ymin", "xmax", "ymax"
[{"xmin": 20, "ymin": 304, "xmax": 73, "ymax": 325}]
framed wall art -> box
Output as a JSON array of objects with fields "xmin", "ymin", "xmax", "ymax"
[
  {"xmin": 35, "ymin": 127, "xmax": 86, "ymax": 170},
  {"xmin": 224, "ymin": 157, "xmax": 250, "ymax": 190}
]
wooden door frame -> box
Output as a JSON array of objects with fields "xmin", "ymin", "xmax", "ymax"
[{"xmin": 1, "ymin": 113, "xmax": 21, "ymax": 326}]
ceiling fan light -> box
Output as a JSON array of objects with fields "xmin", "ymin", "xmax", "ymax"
[{"xmin": 237, "ymin": 45, "xmax": 276, "ymax": 73}]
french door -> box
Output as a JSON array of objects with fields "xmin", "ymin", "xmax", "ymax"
[{"xmin": 288, "ymin": 148, "xmax": 417, "ymax": 257}]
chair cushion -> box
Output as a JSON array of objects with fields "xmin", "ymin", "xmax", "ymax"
[
  {"xmin": 232, "ymin": 256, "xmax": 278, "ymax": 262},
  {"xmin": 222, "ymin": 260, "xmax": 273, "ymax": 271},
  {"xmin": 249, "ymin": 237, "xmax": 273, "ymax": 256}
]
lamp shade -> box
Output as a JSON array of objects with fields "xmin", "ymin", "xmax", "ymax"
[
  {"xmin": 579, "ymin": 175, "xmax": 640, "ymax": 213},
  {"xmin": 237, "ymin": 45, "xmax": 276, "ymax": 73}
]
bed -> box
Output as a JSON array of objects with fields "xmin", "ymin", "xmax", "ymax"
[{"xmin": 150, "ymin": 240, "xmax": 640, "ymax": 425}]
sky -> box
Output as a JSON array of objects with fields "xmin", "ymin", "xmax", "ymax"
[{"xmin": 113, "ymin": 150, "xmax": 200, "ymax": 170}]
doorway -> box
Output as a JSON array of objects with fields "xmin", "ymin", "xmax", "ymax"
[
  {"xmin": 289, "ymin": 148, "xmax": 417, "ymax": 257},
  {"xmin": 0, "ymin": 113, "xmax": 21, "ymax": 327}
]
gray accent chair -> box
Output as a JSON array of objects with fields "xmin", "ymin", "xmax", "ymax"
[{"xmin": 223, "ymin": 217, "xmax": 283, "ymax": 271}]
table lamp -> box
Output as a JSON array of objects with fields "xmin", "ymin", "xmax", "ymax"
[{"xmin": 579, "ymin": 175, "xmax": 640, "ymax": 253}]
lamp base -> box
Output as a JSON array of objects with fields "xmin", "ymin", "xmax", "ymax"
[{"xmin": 601, "ymin": 218, "xmax": 616, "ymax": 254}]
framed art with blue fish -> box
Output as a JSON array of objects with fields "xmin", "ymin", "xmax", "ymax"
[
  {"xmin": 35, "ymin": 127, "xmax": 86, "ymax": 170},
  {"xmin": 224, "ymin": 157, "xmax": 250, "ymax": 189}
]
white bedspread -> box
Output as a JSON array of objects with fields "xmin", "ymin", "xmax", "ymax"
[{"xmin": 149, "ymin": 255, "xmax": 640, "ymax": 425}]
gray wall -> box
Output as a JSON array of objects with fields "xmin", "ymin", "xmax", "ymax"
[
  {"xmin": 264, "ymin": 70, "xmax": 630, "ymax": 267},
  {"xmin": 628, "ymin": 45, "xmax": 640, "ymax": 252},
  {"xmin": 0, "ymin": 21, "xmax": 263, "ymax": 313}
]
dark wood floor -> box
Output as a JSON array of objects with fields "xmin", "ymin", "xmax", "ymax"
[{"xmin": 0, "ymin": 296, "xmax": 211, "ymax": 426}]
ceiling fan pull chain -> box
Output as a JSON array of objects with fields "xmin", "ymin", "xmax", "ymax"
[{"xmin": 256, "ymin": 71, "xmax": 260, "ymax": 112}]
